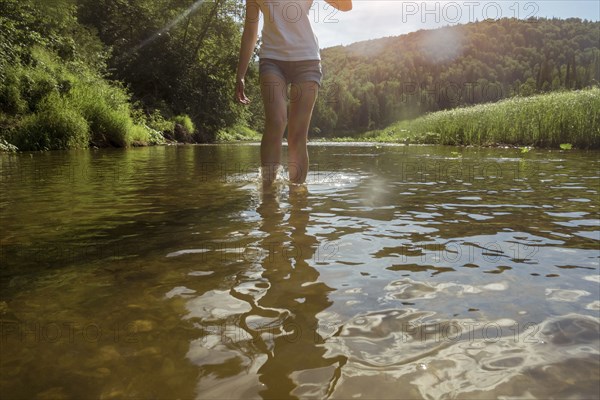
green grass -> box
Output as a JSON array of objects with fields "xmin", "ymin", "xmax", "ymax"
[
  {"xmin": 349, "ymin": 88, "xmax": 600, "ymax": 148},
  {"xmin": 216, "ymin": 124, "xmax": 261, "ymax": 142},
  {"xmin": 71, "ymin": 86, "xmax": 151, "ymax": 147},
  {"xmin": 172, "ymin": 115, "xmax": 195, "ymax": 135},
  {"xmin": 14, "ymin": 93, "xmax": 90, "ymax": 150},
  {"xmin": 1, "ymin": 47, "xmax": 155, "ymax": 151}
]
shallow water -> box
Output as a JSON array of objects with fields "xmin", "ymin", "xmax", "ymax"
[{"xmin": 0, "ymin": 144, "xmax": 599, "ymax": 399}]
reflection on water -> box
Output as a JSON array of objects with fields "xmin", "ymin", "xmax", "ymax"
[{"xmin": 0, "ymin": 144, "xmax": 599, "ymax": 399}]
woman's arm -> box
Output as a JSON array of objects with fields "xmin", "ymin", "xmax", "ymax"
[
  {"xmin": 324, "ymin": 0, "xmax": 352, "ymax": 12},
  {"xmin": 235, "ymin": 0, "xmax": 260, "ymax": 104}
]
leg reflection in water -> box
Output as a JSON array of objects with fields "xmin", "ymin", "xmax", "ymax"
[{"xmin": 252, "ymin": 186, "xmax": 347, "ymax": 398}]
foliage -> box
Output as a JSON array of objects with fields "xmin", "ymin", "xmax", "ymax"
[
  {"xmin": 128, "ymin": 124, "xmax": 152, "ymax": 145},
  {"xmin": 13, "ymin": 93, "xmax": 90, "ymax": 151},
  {"xmin": 173, "ymin": 114, "xmax": 195, "ymax": 134},
  {"xmin": 146, "ymin": 109, "xmax": 175, "ymax": 134},
  {"xmin": 355, "ymin": 88, "xmax": 600, "ymax": 148},
  {"xmin": 0, "ymin": 136, "xmax": 18, "ymax": 152},
  {"xmin": 312, "ymin": 18, "xmax": 600, "ymax": 136},
  {"xmin": 2, "ymin": 0, "xmax": 599, "ymax": 150},
  {"xmin": 216, "ymin": 124, "xmax": 261, "ymax": 141},
  {"xmin": 0, "ymin": 0, "xmax": 108, "ymax": 74},
  {"xmin": 77, "ymin": 0, "xmax": 252, "ymax": 139},
  {"xmin": 0, "ymin": 0, "xmax": 154, "ymax": 151}
]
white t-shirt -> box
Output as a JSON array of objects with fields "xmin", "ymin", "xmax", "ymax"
[{"xmin": 256, "ymin": 0, "xmax": 321, "ymax": 61}]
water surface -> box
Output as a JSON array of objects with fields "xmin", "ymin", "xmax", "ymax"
[{"xmin": 1, "ymin": 144, "xmax": 599, "ymax": 399}]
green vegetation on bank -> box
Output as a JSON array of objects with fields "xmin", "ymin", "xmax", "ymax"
[
  {"xmin": 1, "ymin": 47, "xmax": 155, "ymax": 150},
  {"xmin": 312, "ymin": 18, "xmax": 599, "ymax": 135},
  {"xmin": 338, "ymin": 88, "xmax": 600, "ymax": 148},
  {"xmin": 1, "ymin": 0, "xmax": 144, "ymax": 150},
  {"xmin": 0, "ymin": 0, "xmax": 254, "ymax": 151},
  {"xmin": 76, "ymin": 0, "xmax": 261, "ymax": 140},
  {"xmin": 1, "ymin": 0, "xmax": 599, "ymax": 151},
  {"xmin": 216, "ymin": 124, "xmax": 261, "ymax": 142}
]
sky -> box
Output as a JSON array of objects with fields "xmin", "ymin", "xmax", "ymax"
[{"xmin": 256, "ymin": 0, "xmax": 600, "ymax": 49}]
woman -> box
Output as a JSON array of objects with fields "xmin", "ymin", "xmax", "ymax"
[{"xmin": 235, "ymin": 0, "xmax": 352, "ymax": 186}]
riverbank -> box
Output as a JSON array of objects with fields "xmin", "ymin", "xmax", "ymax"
[
  {"xmin": 3, "ymin": 88, "xmax": 598, "ymax": 152},
  {"xmin": 328, "ymin": 88, "xmax": 600, "ymax": 149}
]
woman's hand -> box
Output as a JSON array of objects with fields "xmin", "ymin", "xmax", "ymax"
[
  {"xmin": 235, "ymin": 0, "xmax": 259, "ymax": 105},
  {"xmin": 235, "ymin": 77, "xmax": 251, "ymax": 105}
]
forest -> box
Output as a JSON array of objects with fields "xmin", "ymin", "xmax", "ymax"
[
  {"xmin": 0, "ymin": 0, "xmax": 598, "ymax": 150},
  {"xmin": 0, "ymin": 0, "xmax": 256, "ymax": 150},
  {"xmin": 314, "ymin": 17, "xmax": 600, "ymax": 135}
]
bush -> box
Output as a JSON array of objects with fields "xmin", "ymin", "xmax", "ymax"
[
  {"xmin": 146, "ymin": 126, "xmax": 166, "ymax": 145},
  {"xmin": 128, "ymin": 124, "xmax": 151, "ymax": 145},
  {"xmin": 0, "ymin": 138, "xmax": 18, "ymax": 152},
  {"xmin": 12, "ymin": 93, "xmax": 89, "ymax": 150},
  {"xmin": 216, "ymin": 124, "xmax": 261, "ymax": 141},
  {"xmin": 82, "ymin": 101, "xmax": 131, "ymax": 147},
  {"xmin": 19, "ymin": 68, "xmax": 58, "ymax": 111},
  {"xmin": 146, "ymin": 109, "xmax": 175, "ymax": 135},
  {"xmin": 172, "ymin": 114, "xmax": 195, "ymax": 134},
  {"xmin": 70, "ymin": 83, "xmax": 137, "ymax": 147},
  {"xmin": 0, "ymin": 67, "xmax": 28, "ymax": 114},
  {"xmin": 1, "ymin": 3, "xmax": 162, "ymax": 151}
]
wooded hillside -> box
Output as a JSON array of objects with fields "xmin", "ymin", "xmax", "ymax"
[{"xmin": 312, "ymin": 18, "xmax": 600, "ymax": 135}]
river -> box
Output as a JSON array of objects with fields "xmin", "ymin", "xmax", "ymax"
[{"xmin": 1, "ymin": 144, "xmax": 598, "ymax": 399}]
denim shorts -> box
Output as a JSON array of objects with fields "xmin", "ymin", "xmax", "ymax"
[{"xmin": 259, "ymin": 58, "xmax": 323, "ymax": 88}]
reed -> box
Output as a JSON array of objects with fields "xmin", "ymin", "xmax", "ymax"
[{"xmin": 358, "ymin": 88, "xmax": 600, "ymax": 148}]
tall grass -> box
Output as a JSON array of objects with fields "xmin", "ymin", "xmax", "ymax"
[
  {"xmin": 359, "ymin": 88, "xmax": 600, "ymax": 148},
  {"xmin": 215, "ymin": 124, "xmax": 261, "ymax": 142},
  {"xmin": 69, "ymin": 84, "xmax": 139, "ymax": 147},
  {"xmin": 172, "ymin": 115, "xmax": 195, "ymax": 135},
  {"xmin": 0, "ymin": 47, "xmax": 152, "ymax": 151},
  {"xmin": 15, "ymin": 93, "xmax": 89, "ymax": 150}
]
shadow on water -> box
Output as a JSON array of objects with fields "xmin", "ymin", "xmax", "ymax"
[
  {"xmin": 186, "ymin": 185, "xmax": 348, "ymax": 399},
  {"xmin": 253, "ymin": 186, "xmax": 347, "ymax": 398}
]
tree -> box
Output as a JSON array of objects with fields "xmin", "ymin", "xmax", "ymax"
[
  {"xmin": 311, "ymin": 18, "xmax": 600, "ymax": 135},
  {"xmin": 77, "ymin": 0, "xmax": 250, "ymax": 140}
]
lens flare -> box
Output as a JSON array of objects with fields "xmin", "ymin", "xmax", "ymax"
[{"xmin": 131, "ymin": 0, "xmax": 208, "ymax": 53}]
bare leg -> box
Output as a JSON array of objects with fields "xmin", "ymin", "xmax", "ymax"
[
  {"xmin": 260, "ymin": 72, "xmax": 288, "ymax": 187},
  {"xmin": 287, "ymin": 81, "xmax": 319, "ymax": 184}
]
